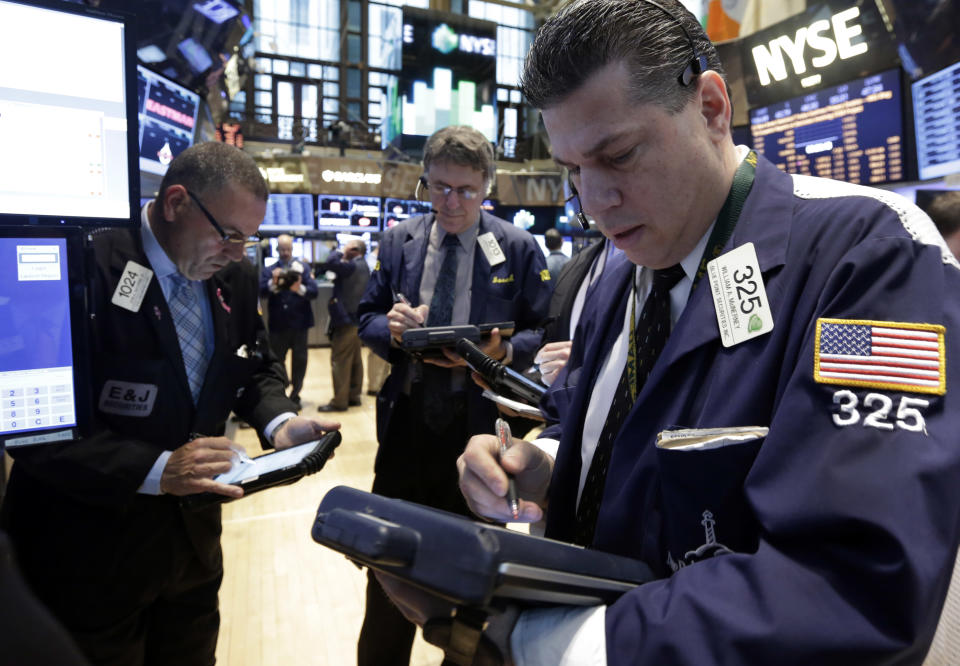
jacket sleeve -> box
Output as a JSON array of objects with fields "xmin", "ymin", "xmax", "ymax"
[{"xmin": 601, "ymin": 237, "xmax": 960, "ymax": 664}]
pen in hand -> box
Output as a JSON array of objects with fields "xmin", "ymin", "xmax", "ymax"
[{"xmin": 495, "ymin": 418, "xmax": 520, "ymax": 520}]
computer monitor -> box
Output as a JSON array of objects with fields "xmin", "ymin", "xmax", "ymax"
[
  {"xmin": 137, "ymin": 65, "xmax": 201, "ymax": 176},
  {"xmin": 0, "ymin": 0, "xmax": 139, "ymax": 226},
  {"xmin": 912, "ymin": 59, "xmax": 960, "ymax": 182},
  {"xmin": 0, "ymin": 227, "xmax": 90, "ymax": 447},
  {"xmin": 749, "ymin": 68, "xmax": 905, "ymax": 184},
  {"xmin": 260, "ymin": 193, "xmax": 316, "ymax": 233},
  {"xmin": 317, "ymin": 195, "xmax": 382, "ymax": 233},
  {"xmin": 383, "ymin": 198, "xmax": 432, "ymax": 230}
]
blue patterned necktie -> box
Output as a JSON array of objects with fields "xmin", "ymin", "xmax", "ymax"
[
  {"xmin": 573, "ymin": 264, "xmax": 686, "ymax": 547},
  {"xmin": 170, "ymin": 274, "xmax": 208, "ymax": 404},
  {"xmin": 426, "ymin": 234, "xmax": 460, "ymax": 326}
]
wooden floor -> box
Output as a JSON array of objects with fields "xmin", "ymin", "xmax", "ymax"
[{"xmin": 217, "ymin": 346, "xmax": 444, "ymax": 666}]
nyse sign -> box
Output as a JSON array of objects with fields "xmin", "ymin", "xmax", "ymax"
[
  {"xmin": 752, "ymin": 7, "xmax": 867, "ymax": 89},
  {"xmin": 740, "ymin": 1, "xmax": 896, "ymax": 108},
  {"xmin": 495, "ymin": 172, "xmax": 565, "ymax": 207}
]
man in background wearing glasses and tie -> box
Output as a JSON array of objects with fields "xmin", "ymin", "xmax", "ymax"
[
  {"xmin": 355, "ymin": 125, "xmax": 553, "ymax": 666},
  {"xmin": 1, "ymin": 142, "xmax": 340, "ymax": 666}
]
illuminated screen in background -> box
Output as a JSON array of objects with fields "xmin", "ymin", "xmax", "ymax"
[
  {"xmin": 260, "ymin": 193, "xmax": 315, "ymax": 232},
  {"xmin": 492, "ymin": 204, "xmax": 563, "ymax": 236},
  {"xmin": 264, "ymin": 236, "xmax": 306, "ymax": 268},
  {"xmin": 386, "ymin": 7, "xmax": 496, "ymax": 148},
  {"xmin": 383, "ymin": 198, "xmax": 432, "ymax": 229},
  {"xmin": 749, "ymin": 69, "xmax": 904, "ymax": 184},
  {"xmin": 0, "ymin": 0, "xmax": 132, "ymax": 220},
  {"xmin": 0, "ymin": 237, "xmax": 77, "ymax": 438},
  {"xmin": 137, "ymin": 65, "xmax": 200, "ymax": 176},
  {"xmin": 912, "ymin": 60, "xmax": 960, "ymax": 182},
  {"xmin": 317, "ymin": 196, "xmax": 382, "ymax": 233}
]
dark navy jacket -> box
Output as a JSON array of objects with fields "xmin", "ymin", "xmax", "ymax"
[
  {"xmin": 358, "ymin": 210, "xmax": 553, "ymax": 443},
  {"xmin": 541, "ymin": 154, "xmax": 960, "ymax": 664},
  {"xmin": 259, "ymin": 258, "xmax": 318, "ymax": 331}
]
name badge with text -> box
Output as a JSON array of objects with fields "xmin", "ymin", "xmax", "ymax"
[
  {"xmin": 98, "ymin": 380, "xmax": 158, "ymax": 417},
  {"xmin": 477, "ymin": 232, "xmax": 506, "ymax": 267},
  {"xmin": 707, "ymin": 242, "xmax": 774, "ymax": 347},
  {"xmin": 111, "ymin": 261, "xmax": 153, "ymax": 313}
]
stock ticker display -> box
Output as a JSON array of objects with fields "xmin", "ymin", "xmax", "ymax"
[
  {"xmin": 749, "ymin": 69, "xmax": 904, "ymax": 184},
  {"xmin": 912, "ymin": 60, "xmax": 960, "ymax": 181}
]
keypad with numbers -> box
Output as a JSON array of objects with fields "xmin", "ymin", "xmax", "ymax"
[{"xmin": 1, "ymin": 368, "xmax": 75, "ymax": 434}]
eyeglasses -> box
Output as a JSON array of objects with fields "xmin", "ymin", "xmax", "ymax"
[
  {"xmin": 418, "ymin": 176, "xmax": 481, "ymax": 201},
  {"xmin": 187, "ymin": 190, "xmax": 262, "ymax": 246}
]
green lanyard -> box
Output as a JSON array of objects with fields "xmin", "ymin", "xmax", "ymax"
[{"xmin": 625, "ymin": 150, "xmax": 758, "ymax": 400}]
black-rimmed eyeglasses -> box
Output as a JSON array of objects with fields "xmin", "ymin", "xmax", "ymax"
[
  {"xmin": 187, "ymin": 190, "xmax": 262, "ymax": 246},
  {"xmin": 418, "ymin": 176, "xmax": 481, "ymax": 201}
]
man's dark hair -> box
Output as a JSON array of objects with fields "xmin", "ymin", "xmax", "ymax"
[
  {"xmin": 927, "ymin": 191, "xmax": 960, "ymax": 238},
  {"xmin": 544, "ymin": 227, "xmax": 563, "ymax": 250},
  {"xmin": 158, "ymin": 142, "xmax": 269, "ymax": 204},
  {"xmin": 521, "ymin": 0, "xmax": 725, "ymax": 113},
  {"xmin": 423, "ymin": 125, "xmax": 496, "ymax": 185}
]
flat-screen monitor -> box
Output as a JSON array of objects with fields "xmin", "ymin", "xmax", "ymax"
[
  {"xmin": 383, "ymin": 198, "xmax": 432, "ymax": 230},
  {"xmin": 885, "ymin": 0, "xmax": 960, "ymax": 81},
  {"xmin": 912, "ymin": 59, "xmax": 960, "ymax": 182},
  {"xmin": 137, "ymin": 65, "xmax": 200, "ymax": 176},
  {"xmin": 749, "ymin": 68, "xmax": 905, "ymax": 184},
  {"xmin": 0, "ymin": 228, "xmax": 89, "ymax": 447},
  {"xmin": 0, "ymin": 0, "xmax": 139, "ymax": 226},
  {"xmin": 260, "ymin": 193, "xmax": 316, "ymax": 232},
  {"xmin": 317, "ymin": 195, "xmax": 382, "ymax": 233},
  {"xmin": 384, "ymin": 7, "xmax": 497, "ymax": 152}
]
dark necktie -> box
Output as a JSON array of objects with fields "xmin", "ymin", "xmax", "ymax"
[
  {"xmin": 572, "ymin": 264, "xmax": 686, "ymax": 547},
  {"xmin": 426, "ymin": 234, "xmax": 460, "ymax": 326}
]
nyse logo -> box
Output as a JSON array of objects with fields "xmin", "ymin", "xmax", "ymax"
[
  {"xmin": 423, "ymin": 23, "xmax": 496, "ymax": 57},
  {"xmin": 752, "ymin": 7, "xmax": 869, "ymax": 88}
]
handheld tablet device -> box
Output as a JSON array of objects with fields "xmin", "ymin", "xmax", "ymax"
[
  {"xmin": 312, "ymin": 485, "xmax": 654, "ymax": 608},
  {"xmin": 401, "ymin": 322, "xmax": 515, "ymax": 359},
  {"xmin": 182, "ymin": 431, "xmax": 342, "ymax": 509}
]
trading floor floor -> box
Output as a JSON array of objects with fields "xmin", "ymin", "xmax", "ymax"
[{"xmin": 218, "ymin": 346, "xmax": 444, "ymax": 666}]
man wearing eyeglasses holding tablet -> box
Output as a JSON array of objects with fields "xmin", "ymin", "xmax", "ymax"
[
  {"xmin": 2, "ymin": 142, "xmax": 340, "ymax": 666},
  {"xmin": 355, "ymin": 125, "xmax": 553, "ymax": 665}
]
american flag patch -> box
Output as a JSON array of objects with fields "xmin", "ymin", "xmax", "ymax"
[{"xmin": 814, "ymin": 318, "xmax": 946, "ymax": 395}]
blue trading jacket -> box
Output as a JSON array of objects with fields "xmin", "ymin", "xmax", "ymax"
[
  {"xmin": 541, "ymin": 154, "xmax": 960, "ymax": 664},
  {"xmin": 358, "ymin": 210, "xmax": 552, "ymax": 443}
]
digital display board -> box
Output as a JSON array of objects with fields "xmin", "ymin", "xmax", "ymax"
[
  {"xmin": 912, "ymin": 60, "xmax": 960, "ymax": 182},
  {"xmin": 137, "ymin": 65, "xmax": 200, "ymax": 176},
  {"xmin": 749, "ymin": 68, "xmax": 904, "ymax": 184},
  {"xmin": 0, "ymin": 0, "xmax": 139, "ymax": 225},
  {"xmin": 317, "ymin": 195, "xmax": 382, "ymax": 233},
  {"xmin": 385, "ymin": 7, "xmax": 496, "ymax": 150},
  {"xmin": 260, "ymin": 193, "xmax": 315, "ymax": 232},
  {"xmin": 491, "ymin": 204, "xmax": 563, "ymax": 236},
  {"xmin": 739, "ymin": 1, "xmax": 897, "ymax": 109},
  {"xmin": 383, "ymin": 198, "xmax": 432, "ymax": 229}
]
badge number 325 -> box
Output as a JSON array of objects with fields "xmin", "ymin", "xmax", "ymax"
[
  {"xmin": 833, "ymin": 390, "xmax": 929, "ymax": 433},
  {"xmin": 708, "ymin": 242, "xmax": 773, "ymax": 347}
]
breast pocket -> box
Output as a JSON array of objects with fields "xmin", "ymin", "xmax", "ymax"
[{"xmin": 655, "ymin": 426, "xmax": 767, "ymax": 573}]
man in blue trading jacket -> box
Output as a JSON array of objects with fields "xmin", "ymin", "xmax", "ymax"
[
  {"xmin": 380, "ymin": 1, "xmax": 960, "ymax": 664},
  {"xmin": 259, "ymin": 233, "xmax": 319, "ymax": 408},
  {"xmin": 356, "ymin": 124, "xmax": 553, "ymax": 666},
  {"xmin": 1, "ymin": 143, "xmax": 340, "ymax": 666}
]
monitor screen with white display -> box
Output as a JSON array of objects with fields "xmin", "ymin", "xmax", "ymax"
[
  {"xmin": 749, "ymin": 68, "xmax": 905, "ymax": 184},
  {"xmin": 137, "ymin": 65, "xmax": 200, "ymax": 176},
  {"xmin": 0, "ymin": 227, "xmax": 90, "ymax": 447},
  {"xmin": 318, "ymin": 196, "xmax": 382, "ymax": 233},
  {"xmin": 0, "ymin": 0, "xmax": 139, "ymax": 225},
  {"xmin": 260, "ymin": 193, "xmax": 316, "ymax": 232},
  {"xmin": 912, "ymin": 59, "xmax": 960, "ymax": 182}
]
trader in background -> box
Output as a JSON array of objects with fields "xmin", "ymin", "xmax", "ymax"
[
  {"xmin": 316, "ymin": 238, "xmax": 370, "ymax": 412},
  {"xmin": 381, "ymin": 1, "xmax": 960, "ymax": 663},
  {"xmin": 925, "ymin": 190, "xmax": 960, "ymax": 260},
  {"xmin": 543, "ymin": 227, "xmax": 570, "ymax": 278},
  {"xmin": 1, "ymin": 142, "xmax": 339, "ymax": 666},
  {"xmin": 260, "ymin": 233, "xmax": 319, "ymax": 409},
  {"xmin": 356, "ymin": 124, "xmax": 553, "ymax": 666}
]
